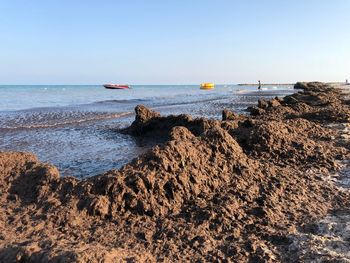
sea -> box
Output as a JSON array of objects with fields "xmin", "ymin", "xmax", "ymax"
[{"xmin": 0, "ymin": 84, "xmax": 294, "ymax": 178}]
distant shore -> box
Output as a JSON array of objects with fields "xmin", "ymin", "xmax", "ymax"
[
  {"xmin": 237, "ymin": 81, "xmax": 345, "ymax": 86},
  {"xmin": 237, "ymin": 83, "xmax": 293, "ymax": 86}
]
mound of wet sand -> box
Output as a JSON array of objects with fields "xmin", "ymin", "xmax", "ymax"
[{"xmin": 0, "ymin": 82, "xmax": 349, "ymax": 262}]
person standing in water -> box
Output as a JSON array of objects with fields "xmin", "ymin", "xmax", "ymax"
[{"xmin": 258, "ymin": 80, "xmax": 261, "ymax": 90}]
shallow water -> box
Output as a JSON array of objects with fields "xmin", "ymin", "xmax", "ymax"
[{"xmin": 0, "ymin": 84, "xmax": 294, "ymax": 177}]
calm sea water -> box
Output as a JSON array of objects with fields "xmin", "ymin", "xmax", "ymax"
[{"xmin": 0, "ymin": 84, "xmax": 294, "ymax": 177}]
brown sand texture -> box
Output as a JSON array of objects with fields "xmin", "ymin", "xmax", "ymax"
[{"xmin": 1, "ymin": 82, "xmax": 350, "ymax": 262}]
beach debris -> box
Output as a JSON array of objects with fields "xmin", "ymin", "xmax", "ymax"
[
  {"xmin": 1, "ymin": 82, "xmax": 350, "ymax": 262},
  {"xmin": 222, "ymin": 108, "xmax": 238, "ymax": 121}
]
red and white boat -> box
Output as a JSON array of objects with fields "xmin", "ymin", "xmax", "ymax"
[{"xmin": 103, "ymin": 84, "xmax": 131, "ymax": 89}]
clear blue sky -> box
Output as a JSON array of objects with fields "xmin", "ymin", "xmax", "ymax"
[{"xmin": 0, "ymin": 0, "xmax": 349, "ymax": 84}]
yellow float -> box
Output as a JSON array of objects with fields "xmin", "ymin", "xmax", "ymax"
[{"xmin": 200, "ymin": 83, "xmax": 215, "ymax": 90}]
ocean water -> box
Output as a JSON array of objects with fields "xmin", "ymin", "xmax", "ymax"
[{"xmin": 0, "ymin": 84, "xmax": 294, "ymax": 177}]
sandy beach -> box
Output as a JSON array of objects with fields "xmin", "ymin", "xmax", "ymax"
[{"xmin": 0, "ymin": 82, "xmax": 349, "ymax": 262}]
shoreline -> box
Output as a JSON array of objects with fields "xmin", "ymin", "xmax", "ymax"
[
  {"xmin": 237, "ymin": 83, "xmax": 293, "ymax": 86},
  {"xmin": 0, "ymin": 82, "xmax": 349, "ymax": 261},
  {"xmin": 0, "ymin": 86, "xmax": 296, "ymax": 178}
]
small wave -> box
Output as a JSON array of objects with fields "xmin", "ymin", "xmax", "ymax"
[
  {"xmin": 235, "ymin": 89, "xmax": 248, "ymax": 94},
  {"xmin": 0, "ymin": 111, "xmax": 133, "ymax": 131},
  {"xmin": 95, "ymin": 99, "xmax": 147, "ymax": 104},
  {"xmin": 150, "ymin": 96, "xmax": 229, "ymax": 110}
]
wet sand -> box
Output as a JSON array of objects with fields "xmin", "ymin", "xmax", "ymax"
[{"xmin": 0, "ymin": 82, "xmax": 349, "ymax": 262}]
